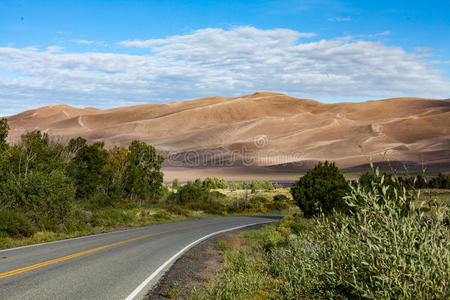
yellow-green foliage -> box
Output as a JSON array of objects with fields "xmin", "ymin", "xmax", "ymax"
[{"xmin": 195, "ymin": 175, "xmax": 449, "ymax": 299}]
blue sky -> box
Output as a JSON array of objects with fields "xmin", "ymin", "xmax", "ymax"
[{"xmin": 0, "ymin": 0, "xmax": 449, "ymax": 115}]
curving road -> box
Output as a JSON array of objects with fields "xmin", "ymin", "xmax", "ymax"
[{"xmin": 0, "ymin": 216, "xmax": 278, "ymax": 300}]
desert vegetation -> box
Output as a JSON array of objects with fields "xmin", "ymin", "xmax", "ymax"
[{"xmin": 192, "ymin": 162, "xmax": 449, "ymax": 299}]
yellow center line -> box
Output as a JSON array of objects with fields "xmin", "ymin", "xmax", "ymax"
[{"xmin": 0, "ymin": 221, "xmax": 222, "ymax": 279}]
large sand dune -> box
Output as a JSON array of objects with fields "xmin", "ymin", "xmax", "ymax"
[{"xmin": 6, "ymin": 92, "xmax": 450, "ymax": 179}]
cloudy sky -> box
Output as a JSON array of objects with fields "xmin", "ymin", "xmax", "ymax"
[{"xmin": 0, "ymin": 0, "xmax": 449, "ymax": 115}]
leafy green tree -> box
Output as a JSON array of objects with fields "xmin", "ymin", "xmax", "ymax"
[
  {"xmin": 103, "ymin": 146, "xmax": 129, "ymax": 200},
  {"xmin": 19, "ymin": 131, "xmax": 66, "ymax": 175},
  {"xmin": 19, "ymin": 170, "xmax": 76, "ymax": 229},
  {"xmin": 202, "ymin": 177, "xmax": 228, "ymax": 189},
  {"xmin": 68, "ymin": 142, "xmax": 108, "ymax": 199},
  {"xmin": 291, "ymin": 161, "xmax": 348, "ymax": 217},
  {"xmin": 0, "ymin": 170, "xmax": 76, "ymax": 231},
  {"xmin": 125, "ymin": 141, "xmax": 164, "ymax": 203},
  {"xmin": 67, "ymin": 137, "xmax": 87, "ymax": 157}
]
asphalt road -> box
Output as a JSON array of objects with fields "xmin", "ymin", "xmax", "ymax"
[{"xmin": 0, "ymin": 216, "xmax": 278, "ymax": 300}]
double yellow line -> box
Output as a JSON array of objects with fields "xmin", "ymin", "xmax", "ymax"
[{"xmin": 0, "ymin": 222, "xmax": 218, "ymax": 279}]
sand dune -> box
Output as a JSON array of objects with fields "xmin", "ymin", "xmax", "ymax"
[{"xmin": 6, "ymin": 92, "xmax": 450, "ymax": 176}]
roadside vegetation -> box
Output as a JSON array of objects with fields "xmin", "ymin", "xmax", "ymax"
[
  {"xmin": 192, "ymin": 162, "xmax": 449, "ymax": 299},
  {"xmin": 0, "ymin": 118, "xmax": 295, "ymax": 249}
]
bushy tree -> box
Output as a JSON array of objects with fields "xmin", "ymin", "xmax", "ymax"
[
  {"xmin": 202, "ymin": 177, "xmax": 228, "ymax": 189},
  {"xmin": 173, "ymin": 182, "xmax": 208, "ymax": 205},
  {"xmin": 68, "ymin": 141, "xmax": 108, "ymax": 199},
  {"xmin": 125, "ymin": 140, "xmax": 164, "ymax": 203},
  {"xmin": 19, "ymin": 131, "xmax": 66, "ymax": 175},
  {"xmin": 103, "ymin": 146, "xmax": 129, "ymax": 200},
  {"xmin": 0, "ymin": 170, "xmax": 76, "ymax": 231},
  {"xmin": 291, "ymin": 161, "xmax": 347, "ymax": 217}
]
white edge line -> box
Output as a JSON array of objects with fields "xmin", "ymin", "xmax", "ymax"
[{"xmin": 124, "ymin": 220, "xmax": 274, "ymax": 300}]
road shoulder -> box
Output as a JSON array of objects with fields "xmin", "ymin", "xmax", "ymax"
[{"xmin": 145, "ymin": 224, "xmax": 263, "ymax": 299}]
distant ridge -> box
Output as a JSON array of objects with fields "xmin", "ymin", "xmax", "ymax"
[{"xmin": 6, "ymin": 92, "xmax": 450, "ymax": 171}]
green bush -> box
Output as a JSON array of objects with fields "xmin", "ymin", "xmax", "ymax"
[
  {"xmin": 172, "ymin": 182, "xmax": 208, "ymax": 205},
  {"xmin": 153, "ymin": 210, "xmax": 172, "ymax": 220},
  {"xmin": 0, "ymin": 210, "xmax": 36, "ymax": 238},
  {"xmin": 202, "ymin": 177, "xmax": 228, "ymax": 189},
  {"xmin": 291, "ymin": 161, "xmax": 348, "ymax": 217},
  {"xmin": 171, "ymin": 179, "xmax": 180, "ymax": 190},
  {"xmin": 428, "ymin": 173, "xmax": 450, "ymax": 189},
  {"xmin": 273, "ymin": 194, "xmax": 290, "ymax": 203},
  {"xmin": 251, "ymin": 195, "xmax": 270, "ymax": 203},
  {"xmin": 113, "ymin": 201, "xmax": 141, "ymax": 210},
  {"xmin": 265, "ymin": 201, "xmax": 288, "ymax": 211},
  {"xmin": 90, "ymin": 209, "xmax": 134, "ymax": 227},
  {"xmin": 2, "ymin": 170, "xmax": 77, "ymax": 231},
  {"xmin": 165, "ymin": 204, "xmax": 190, "ymax": 216}
]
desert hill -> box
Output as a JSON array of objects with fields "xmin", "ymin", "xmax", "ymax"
[{"xmin": 6, "ymin": 92, "xmax": 450, "ymax": 179}]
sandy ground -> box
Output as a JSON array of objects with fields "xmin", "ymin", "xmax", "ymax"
[{"xmin": 162, "ymin": 166, "xmax": 305, "ymax": 182}]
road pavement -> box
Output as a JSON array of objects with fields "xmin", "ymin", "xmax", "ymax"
[{"xmin": 0, "ymin": 216, "xmax": 278, "ymax": 300}]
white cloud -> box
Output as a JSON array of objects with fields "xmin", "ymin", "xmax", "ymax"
[
  {"xmin": 72, "ymin": 39, "xmax": 107, "ymax": 47},
  {"xmin": 0, "ymin": 26, "xmax": 449, "ymax": 115},
  {"xmin": 73, "ymin": 39, "xmax": 94, "ymax": 45},
  {"xmin": 367, "ymin": 31, "xmax": 391, "ymax": 38},
  {"xmin": 328, "ymin": 17, "xmax": 351, "ymax": 22}
]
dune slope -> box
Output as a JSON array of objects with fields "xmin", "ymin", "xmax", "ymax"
[{"xmin": 6, "ymin": 92, "xmax": 450, "ymax": 171}]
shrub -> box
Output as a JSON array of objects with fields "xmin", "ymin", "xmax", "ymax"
[
  {"xmin": 270, "ymin": 175, "xmax": 449, "ymax": 299},
  {"xmin": 0, "ymin": 210, "xmax": 36, "ymax": 238},
  {"xmin": 265, "ymin": 202, "xmax": 288, "ymax": 211},
  {"xmin": 173, "ymin": 182, "xmax": 208, "ymax": 205},
  {"xmin": 273, "ymin": 194, "xmax": 290, "ymax": 203},
  {"xmin": 428, "ymin": 173, "xmax": 450, "ymax": 189},
  {"xmin": 90, "ymin": 209, "xmax": 134, "ymax": 227},
  {"xmin": 251, "ymin": 195, "xmax": 270, "ymax": 203},
  {"xmin": 291, "ymin": 161, "xmax": 348, "ymax": 217},
  {"xmin": 153, "ymin": 210, "xmax": 172, "ymax": 220},
  {"xmin": 3, "ymin": 170, "xmax": 77, "ymax": 231},
  {"xmin": 171, "ymin": 179, "xmax": 180, "ymax": 190},
  {"xmin": 185, "ymin": 201, "xmax": 226, "ymax": 215},
  {"xmin": 166, "ymin": 204, "xmax": 190, "ymax": 216}
]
